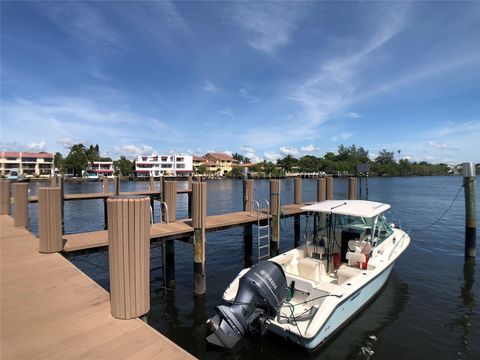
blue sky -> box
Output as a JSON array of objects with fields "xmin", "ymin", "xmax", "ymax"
[{"xmin": 1, "ymin": 1, "xmax": 479, "ymax": 163}]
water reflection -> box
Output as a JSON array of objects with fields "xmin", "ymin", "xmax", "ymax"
[{"xmin": 459, "ymin": 258, "xmax": 475, "ymax": 354}]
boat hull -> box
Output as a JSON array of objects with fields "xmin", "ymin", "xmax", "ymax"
[{"xmin": 269, "ymin": 262, "xmax": 395, "ymax": 350}]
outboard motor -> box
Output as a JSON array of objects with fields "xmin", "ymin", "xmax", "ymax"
[{"xmin": 206, "ymin": 261, "xmax": 287, "ymax": 349}]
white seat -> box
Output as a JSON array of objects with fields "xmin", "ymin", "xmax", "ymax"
[
  {"xmin": 346, "ymin": 251, "xmax": 366, "ymax": 267},
  {"xmin": 297, "ymin": 258, "xmax": 323, "ymax": 282}
]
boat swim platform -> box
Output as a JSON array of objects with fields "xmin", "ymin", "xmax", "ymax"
[
  {"xmin": 0, "ymin": 215, "xmax": 195, "ymax": 360},
  {"xmin": 62, "ymin": 204, "xmax": 309, "ymax": 253},
  {"xmin": 28, "ymin": 189, "xmax": 192, "ymax": 203}
]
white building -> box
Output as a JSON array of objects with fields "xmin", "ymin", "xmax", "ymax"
[
  {"xmin": 135, "ymin": 154, "xmax": 193, "ymax": 177},
  {"xmin": 86, "ymin": 161, "xmax": 115, "ymax": 179}
]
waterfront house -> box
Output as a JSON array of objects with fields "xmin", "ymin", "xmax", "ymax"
[
  {"xmin": 0, "ymin": 151, "xmax": 54, "ymax": 178},
  {"xmin": 86, "ymin": 161, "xmax": 115, "ymax": 179},
  {"xmin": 135, "ymin": 154, "xmax": 193, "ymax": 177},
  {"xmin": 204, "ymin": 152, "xmax": 237, "ymax": 176}
]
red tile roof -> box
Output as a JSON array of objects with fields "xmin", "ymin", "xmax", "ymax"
[
  {"xmin": 206, "ymin": 152, "xmax": 234, "ymax": 161},
  {"xmin": 1, "ymin": 151, "xmax": 53, "ymax": 159}
]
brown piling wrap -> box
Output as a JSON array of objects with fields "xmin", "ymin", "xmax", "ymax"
[
  {"xmin": 0, "ymin": 180, "xmax": 9, "ymax": 215},
  {"xmin": 50, "ymin": 176, "xmax": 57, "ymax": 188},
  {"xmin": 270, "ymin": 180, "xmax": 281, "ymax": 252},
  {"xmin": 103, "ymin": 176, "xmax": 109, "ymax": 194},
  {"xmin": 317, "ymin": 178, "xmax": 326, "ymax": 202},
  {"xmin": 113, "ymin": 176, "xmax": 120, "ymax": 195},
  {"xmin": 107, "ymin": 195, "xmax": 150, "ymax": 319},
  {"xmin": 12, "ymin": 183, "xmax": 28, "ymax": 228},
  {"xmin": 188, "ymin": 175, "xmax": 193, "ymax": 191},
  {"xmin": 192, "ymin": 182, "xmax": 207, "ymax": 295},
  {"xmin": 38, "ymin": 188, "xmax": 63, "ymax": 253},
  {"xmin": 149, "ymin": 177, "xmax": 154, "ymax": 191},
  {"xmin": 294, "ymin": 178, "xmax": 302, "ymax": 205},
  {"xmin": 348, "ymin": 177, "xmax": 357, "ymax": 200},
  {"xmin": 163, "ymin": 181, "xmax": 177, "ymax": 222},
  {"xmin": 326, "ymin": 177, "xmax": 334, "ymax": 200},
  {"xmin": 243, "ymin": 179, "xmax": 253, "ymax": 212}
]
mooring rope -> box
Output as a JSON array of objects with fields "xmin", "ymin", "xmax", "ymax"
[{"xmin": 411, "ymin": 178, "xmax": 475, "ymax": 232}]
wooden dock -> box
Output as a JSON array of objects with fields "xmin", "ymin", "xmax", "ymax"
[
  {"xmin": 0, "ymin": 215, "xmax": 195, "ymax": 359},
  {"xmin": 62, "ymin": 204, "xmax": 307, "ymax": 253},
  {"xmin": 28, "ymin": 189, "xmax": 191, "ymax": 203}
]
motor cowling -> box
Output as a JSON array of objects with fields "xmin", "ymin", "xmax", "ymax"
[{"xmin": 206, "ymin": 261, "xmax": 287, "ymax": 349}]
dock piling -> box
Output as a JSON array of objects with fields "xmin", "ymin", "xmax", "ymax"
[
  {"xmin": 192, "ymin": 182, "xmax": 207, "ymax": 295},
  {"xmin": 348, "ymin": 177, "xmax": 357, "ymax": 200},
  {"xmin": 107, "ymin": 195, "xmax": 150, "ymax": 319},
  {"xmin": 114, "ymin": 176, "xmax": 120, "ymax": 195},
  {"xmin": 38, "ymin": 187, "xmax": 63, "ymax": 253},
  {"xmin": 270, "ymin": 180, "xmax": 281, "ymax": 256},
  {"xmin": 149, "ymin": 177, "xmax": 154, "ymax": 192},
  {"xmin": 294, "ymin": 178, "xmax": 302, "ymax": 247},
  {"xmin": 0, "ymin": 180, "xmax": 9, "ymax": 215},
  {"xmin": 12, "ymin": 183, "xmax": 28, "ymax": 228},
  {"xmin": 103, "ymin": 176, "xmax": 109, "ymax": 194},
  {"xmin": 463, "ymin": 162, "xmax": 476, "ymax": 258},
  {"xmin": 163, "ymin": 181, "xmax": 177, "ymax": 222},
  {"xmin": 326, "ymin": 176, "xmax": 334, "ymax": 200}
]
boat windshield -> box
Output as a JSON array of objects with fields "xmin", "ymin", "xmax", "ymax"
[{"xmin": 314, "ymin": 212, "xmax": 393, "ymax": 247}]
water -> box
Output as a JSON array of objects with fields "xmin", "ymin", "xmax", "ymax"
[{"xmin": 26, "ymin": 177, "xmax": 479, "ymax": 359}]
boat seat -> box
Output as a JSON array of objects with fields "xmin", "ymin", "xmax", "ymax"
[
  {"xmin": 345, "ymin": 251, "xmax": 366, "ymax": 267},
  {"xmin": 337, "ymin": 265, "xmax": 363, "ymax": 285},
  {"xmin": 297, "ymin": 258, "xmax": 324, "ymax": 282}
]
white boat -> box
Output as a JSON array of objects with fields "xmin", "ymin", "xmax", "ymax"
[{"xmin": 206, "ymin": 200, "xmax": 410, "ymax": 350}]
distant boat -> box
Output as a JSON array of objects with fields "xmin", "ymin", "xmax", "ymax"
[{"xmin": 207, "ymin": 200, "xmax": 410, "ymax": 350}]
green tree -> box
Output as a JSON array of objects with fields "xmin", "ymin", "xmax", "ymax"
[
  {"xmin": 375, "ymin": 149, "xmax": 395, "ymax": 165},
  {"xmin": 232, "ymin": 153, "xmax": 245, "ymax": 163},
  {"xmin": 64, "ymin": 144, "xmax": 88, "ymax": 177},
  {"xmin": 113, "ymin": 156, "xmax": 133, "ymax": 176},
  {"xmin": 277, "ymin": 155, "xmax": 298, "ymax": 172},
  {"xmin": 230, "ymin": 165, "xmax": 244, "ymax": 178},
  {"xmin": 196, "ymin": 165, "xmax": 207, "ymax": 175},
  {"xmin": 54, "ymin": 152, "xmax": 64, "ymax": 174}
]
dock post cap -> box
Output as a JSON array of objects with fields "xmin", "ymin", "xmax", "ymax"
[{"xmin": 463, "ymin": 162, "xmax": 475, "ymax": 177}]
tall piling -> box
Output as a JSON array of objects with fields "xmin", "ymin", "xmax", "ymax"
[
  {"xmin": 187, "ymin": 175, "xmax": 193, "ymax": 218},
  {"xmin": 463, "ymin": 162, "xmax": 476, "ymax": 258},
  {"xmin": 114, "ymin": 176, "xmax": 120, "ymax": 195},
  {"xmin": 294, "ymin": 178, "xmax": 302, "ymax": 247},
  {"xmin": 107, "ymin": 195, "xmax": 150, "ymax": 319},
  {"xmin": 103, "ymin": 176, "xmax": 109, "ymax": 194},
  {"xmin": 243, "ymin": 179, "xmax": 254, "ymax": 267},
  {"xmin": 192, "ymin": 182, "xmax": 207, "ymax": 295},
  {"xmin": 163, "ymin": 181, "xmax": 177, "ymax": 222},
  {"xmin": 326, "ymin": 176, "xmax": 334, "ymax": 200},
  {"xmin": 270, "ymin": 180, "xmax": 281, "ymax": 255},
  {"xmin": 149, "ymin": 177, "xmax": 155, "ymax": 191},
  {"xmin": 348, "ymin": 177, "xmax": 357, "ymax": 200},
  {"xmin": 12, "ymin": 183, "xmax": 28, "ymax": 228},
  {"xmin": 38, "ymin": 187, "xmax": 63, "ymax": 253},
  {"xmin": 0, "ymin": 180, "xmax": 9, "ymax": 215},
  {"xmin": 317, "ymin": 178, "xmax": 326, "ymax": 202}
]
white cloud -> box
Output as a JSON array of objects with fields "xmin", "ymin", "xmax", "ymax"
[
  {"xmin": 425, "ymin": 141, "xmax": 458, "ymax": 151},
  {"xmin": 240, "ymin": 145, "xmax": 255, "ymax": 154},
  {"xmin": 264, "ymin": 151, "xmax": 282, "ymax": 161},
  {"xmin": 154, "ymin": 0, "xmax": 189, "ymax": 31},
  {"xmin": 26, "ymin": 141, "xmax": 47, "ymax": 152},
  {"xmin": 300, "ymin": 144, "xmax": 320, "ymax": 153},
  {"xmin": 279, "ymin": 146, "xmax": 299, "ymax": 157},
  {"xmin": 203, "ymin": 81, "xmax": 219, "ymax": 92},
  {"xmin": 229, "ymin": 2, "xmax": 305, "ymax": 54},
  {"xmin": 239, "ymin": 88, "xmax": 257, "ymax": 102},
  {"xmin": 345, "ymin": 112, "xmax": 361, "ymax": 119},
  {"xmin": 116, "ymin": 145, "xmax": 155, "ymax": 159},
  {"xmin": 331, "ymin": 133, "xmax": 354, "ymax": 142}
]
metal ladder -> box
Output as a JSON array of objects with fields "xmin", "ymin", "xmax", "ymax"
[
  {"xmin": 158, "ymin": 202, "xmax": 169, "ymax": 224},
  {"xmin": 251, "ymin": 200, "xmax": 270, "ymax": 262}
]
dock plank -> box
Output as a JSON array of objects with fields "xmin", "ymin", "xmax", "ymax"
[
  {"xmin": 29, "ymin": 188, "xmax": 191, "ymax": 203},
  {"xmin": 62, "ymin": 206, "xmax": 309, "ymax": 252},
  {"xmin": 0, "ymin": 215, "xmax": 195, "ymax": 360}
]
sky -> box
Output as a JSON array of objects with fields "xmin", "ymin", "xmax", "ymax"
[{"xmin": 1, "ymin": 1, "xmax": 479, "ymax": 164}]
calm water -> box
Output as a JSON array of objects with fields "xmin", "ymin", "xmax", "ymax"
[{"xmin": 26, "ymin": 177, "xmax": 479, "ymax": 359}]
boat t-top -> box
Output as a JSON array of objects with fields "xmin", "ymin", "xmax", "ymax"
[{"xmin": 206, "ymin": 200, "xmax": 410, "ymax": 350}]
